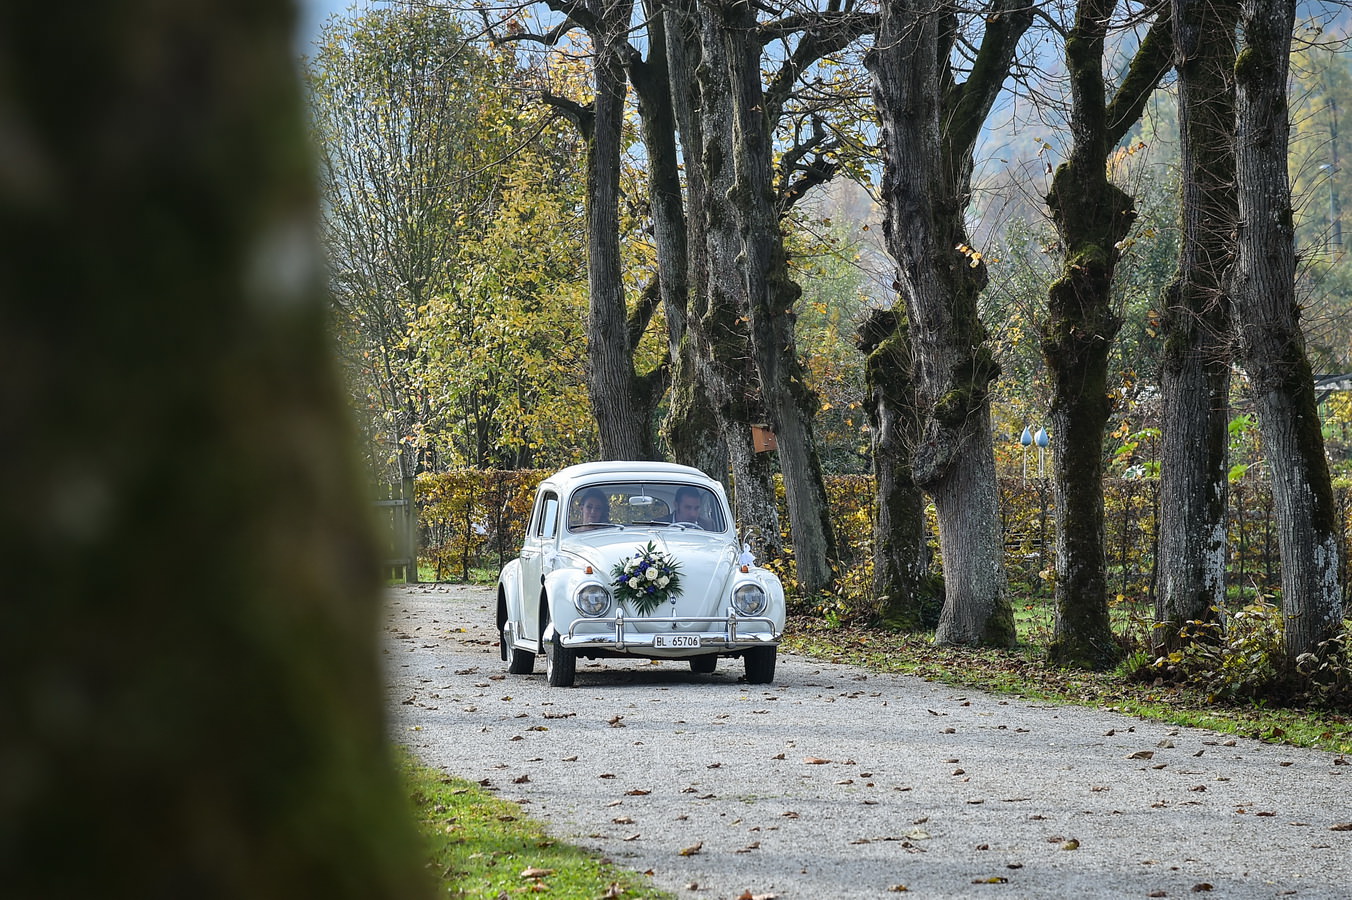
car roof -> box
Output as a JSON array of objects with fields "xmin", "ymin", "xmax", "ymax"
[{"xmin": 542, "ymin": 461, "xmax": 722, "ymax": 493}]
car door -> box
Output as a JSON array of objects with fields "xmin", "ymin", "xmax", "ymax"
[{"xmin": 518, "ymin": 488, "xmax": 560, "ymax": 647}]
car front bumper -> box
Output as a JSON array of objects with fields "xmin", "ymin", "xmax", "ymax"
[{"xmin": 561, "ymin": 609, "xmax": 780, "ymax": 654}]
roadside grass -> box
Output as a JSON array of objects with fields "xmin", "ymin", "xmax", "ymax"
[
  {"xmin": 782, "ymin": 614, "xmax": 1352, "ymax": 756},
  {"xmin": 401, "ymin": 752, "xmax": 673, "ymax": 900}
]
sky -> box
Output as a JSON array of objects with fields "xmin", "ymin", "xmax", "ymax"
[{"xmin": 297, "ymin": 0, "xmax": 372, "ymax": 50}]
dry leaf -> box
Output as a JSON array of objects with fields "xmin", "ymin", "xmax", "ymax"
[
  {"xmin": 608, "ymin": 715, "xmax": 625, "ymax": 727},
  {"xmin": 1127, "ymin": 750, "xmax": 1154, "ymax": 760},
  {"xmin": 625, "ymin": 788, "xmax": 651, "ymax": 796},
  {"xmin": 602, "ymin": 883, "xmax": 625, "ymax": 899},
  {"xmin": 1329, "ymin": 822, "xmax": 1352, "ymax": 831},
  {"xmin": 520, "ymin": 866, "xmax": 554, "ymax": 879},
  {"xmin": 679, "ymin": 842, "xmax": 703, "ymax": 857},
  {"xmin": 1061, "ymin": 839, "xmax": 1080, "ymax": 851},
  {"xmin": 805, "ymin": 756, "xmax": 832, "ymax": 765},
  {"xmin": 1192, "ymin": 884, "xmax": 1214, "ymax": 892}
]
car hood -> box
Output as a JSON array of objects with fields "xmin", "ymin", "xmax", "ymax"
[{"xmin": 560, "ymin": 530, "xmax": 740, "ymax": 613}]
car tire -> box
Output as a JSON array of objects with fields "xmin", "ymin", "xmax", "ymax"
[
  {"xmin": 743, "ymin": 646, "xmax": 776, "ymax": 684},
  {"xmin": 689, "ymin": 655, "xmax": 717, "ymax": 675},
  {"xmin": 505, "ymin": 630, "xmax": 535, "ymax": 675},
  {"xmin": 546, "ymin": 631, "xmax": 576, "ymax": 687}
]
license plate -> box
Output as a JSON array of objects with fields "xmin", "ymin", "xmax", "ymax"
[{"xmin": 653, "ymin": 634, "xmax": 700, "ymax": 649}]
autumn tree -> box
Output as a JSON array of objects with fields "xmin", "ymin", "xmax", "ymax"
[
  {"xmin": 1, "ymin": 2, "xmax": 429, "ymax": 897},
  {"xmin": 867, "ymin": 0, "xmax": 1033, "ymax": 642},
  {"xmin": 308, "ymin": 9, "xmax": 524, "ymax": 475},
  {"xmin": 1230, "ymin": 0, "xmax": 1345, "ymax": 660}
]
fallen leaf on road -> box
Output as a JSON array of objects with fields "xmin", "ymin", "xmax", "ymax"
[
  {"xmin": 608, "ymin": 715, "xmax": 625, "ymax": 727},
  {"xmin": 1127, "ymin": 751, "xmax": 1154, "ymax": 760},
  {"xmin": 805, "ymin": 756, "xmax": 832, "ymax": 765},
  {"xmin": 735, "ymin": 842, "xmax": 761, "ymax": 853},
  {"xmin": 625, "ymin": 788, "xmax": 651, "ymax": 796},
  {"xmin": 1061, "ymin": 839, "xmax": 1080, "ymax": 850},
  {"xmin": 1330, "ymin": 822, "xmax": 1352, "ymax": 831},
  {"xmin": 973, "ymin": 877, "xmax": 1008, "ymax": 884},
  {"xmin": 679, "ymin": 842, "xmax": 703, "ymax": 857}
]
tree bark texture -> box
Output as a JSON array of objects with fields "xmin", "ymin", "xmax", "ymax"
[
  {"xmin": 1153, "ymin": 0, "xmax": 1239, "ymax": 655},
  {"xmin": 717, "ymin": 0, "xmax": 840, "ymax": 595},
  {"xmin": 0, "ymin": 3, "xmax": 431, "ymax": 898},
  {"xmin": 691, "ymin": 5, "xmax": 785, "ymax": 556},
  {"xmin": 1231, "ymin": 0, "xmax": 1345, "ymax": 660},
  {"xmin": 584, "ymin": 0, "xmax": 662, "ymax": 461},
  {"xmin": 1043, "ymin": 0, "xmax": 1172, "ymax": 668},
  {"xmin": 858, "ymin": 310, "xmax": 939, "ymax": 630},
  {"xmin": 868, "ymin": 0, "xmax": 1034, "ymax": 646}
]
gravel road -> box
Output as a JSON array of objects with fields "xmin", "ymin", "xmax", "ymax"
[{"xmin": 385, "ymin": 584, "xmax": 1352, "ymax": 899}]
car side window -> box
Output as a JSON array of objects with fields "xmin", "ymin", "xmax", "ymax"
[{"xmin": 537, "ymin": 492, "xmax": 560, "ymax": 538}]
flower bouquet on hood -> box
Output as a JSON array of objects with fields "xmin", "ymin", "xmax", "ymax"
[{"xmin": 611, "ymin": 541, "xmax": 683, "ymax": 614}]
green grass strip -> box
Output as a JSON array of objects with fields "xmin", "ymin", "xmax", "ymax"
[{"xmin": 401, "ymin": 752, "xmax": 674, "ymax": 900}]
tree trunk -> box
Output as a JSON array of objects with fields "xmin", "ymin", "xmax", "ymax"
[
  {"xmin": 658, "ymin": 0, "xmax": 731, "ymax": 480},
  {"xmin": 857, "ymin": 310, "xmax": 938, "ymax": 630},
  {"xmin": 0, "ymin": 3, "xmax": 430, "ymax": 897},
  {"xmin": 692, "ymin": 5, "xmax": 784, "ymax": 556},
  {"xmin": 1153, "ymin": 0, "xmax": 1239, "ymax": 656},
  {"xmin": 1043, "ymin": 0, "xmax": 1172, "ymax": 668},
  {"xmin": 868, "ymin": 0, "xmax": 1033, "ymax": 646},
  {"xmin": 1231, "ymin": 0, "xmax": 1345, "ymax": 661},
  {"xmin": 719, "ymin": 0, "xmax": 839, "ymax": 595},
  {"xmin": 584, "ymin": 0, "xmax": 660, "ymax": 461}
]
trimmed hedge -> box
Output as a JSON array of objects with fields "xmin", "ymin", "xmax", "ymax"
[{"xmin": 412, "ymin": 470, "xmax": 1352, "ymax": 618}]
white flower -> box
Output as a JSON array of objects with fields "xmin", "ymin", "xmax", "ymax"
[
  {"xmin": 657, "ymin": 576, "xmax": 669, "ymax": 588},
  {"xmin": 646, "ymin": 568, "xmax": 658, "ymax": 581}
]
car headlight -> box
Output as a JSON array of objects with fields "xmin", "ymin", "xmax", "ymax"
[
  {"xmin": 575, "ymin": 583, "xmax": 612, "ymax": 617},
  {"xmin": 732, "ymin": 583, "xmax": 767, "ymax": 616}
]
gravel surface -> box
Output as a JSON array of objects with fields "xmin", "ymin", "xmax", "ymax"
[{"xmin": 386, "ymin": 584, "xmax": 1352, "ymax": 899}]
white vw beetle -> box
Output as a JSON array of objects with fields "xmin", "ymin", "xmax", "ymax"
[{"xmin": 496, "ymin": 461, "xmax": 785, "ymax": 687}]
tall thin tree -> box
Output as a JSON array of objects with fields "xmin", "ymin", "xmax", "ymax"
[{"xmin": 1230, "ymin": 0, "xmax": 1345, "ymax": 661}]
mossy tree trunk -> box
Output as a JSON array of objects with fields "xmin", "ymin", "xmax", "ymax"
[
  {"xmin": 640, "ymin": 0, "xmax": 730, "ymax": 475},
  {"xmin": 717, "ymin": 0, "xmax": 840, "ymax": 596},
  {"xmin": 0, "ymin": 2, "xmax": 431, "ymax": 898},
  {"xmin": 866, "ymin": 0, "xmax": 1033, "ymax": 646},
  {"xmin": 1153, "ymin": 0, "xmax": 1239, "ymax": 656},
  {"xmin": 1231, "ymin": 0, "xmax": 1345, "ymax": 661},
  {"xmin": 857, "ymin": 310, "xmax": 937, "ymax": 630},
  {"xmin": 1042, "ymin": 0, "xmax": 1173, "ymax": 669},
  {"xmin": 690, "ymin": 4, "xmax": 784, "ymax": 556}
]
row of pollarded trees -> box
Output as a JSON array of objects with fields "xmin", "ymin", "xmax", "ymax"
[
  {"xmin": 871, "ymin": 0, "xmax": 1343, "ymax": 668},
  {"xmin": 332, "ymin": 1, "xmax": 1342, "ymax": 669}
]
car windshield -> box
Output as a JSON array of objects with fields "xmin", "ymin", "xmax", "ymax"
[{"xmin": 567, "ymin": 482, "xmax": 727, "ymax": 533}]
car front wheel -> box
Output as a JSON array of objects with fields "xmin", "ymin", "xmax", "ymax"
[
  {"xmin": 505, "ymin": 628, "xmax": 535, "ymax": 675},
  {"xmin": 545, "ymin": 631, "xmax": 576, "ymax": 687},
  {"xmin": 743, "ymin": 646, "xmax": 776, "ymax": 684},
  {"xmin": 689, "ymin": 655, "xmax": 717, "ymax": 674}
]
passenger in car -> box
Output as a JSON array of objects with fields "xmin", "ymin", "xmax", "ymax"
[{"xmin": 574, "ymin": 489, "xmax": 611, "ymax": 529}]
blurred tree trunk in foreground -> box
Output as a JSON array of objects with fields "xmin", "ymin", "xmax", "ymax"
[{"xmin": 0, "ymin": 3, "xmax": 432, "ymax": 898}]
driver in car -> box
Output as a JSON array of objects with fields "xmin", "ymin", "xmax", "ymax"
[{"xmin": 670, "ymin": 486, "xmax": 703, "ymax": 526}]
